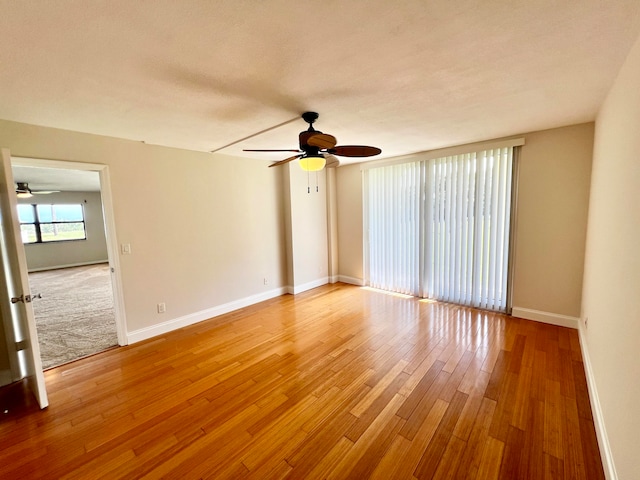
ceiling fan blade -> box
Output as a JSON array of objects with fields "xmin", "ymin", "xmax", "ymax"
[
  {"xmin": 329, "ymin": 145, "xmax": 382, "ymax": 157},
  {"xmin": 325, "ymin": 155, "xmax": 340, "ymax": 168},
  {"xmin": 243, "ymin": 149, "xmax": 302, "ymax": 152},
  {"xmin": 307, "ymin": 133, "xmax": 337, "ymax": 149},
  {"xmin": 32, "ymin": 190, "xmax": 60, "ymax": 194},
  {"xmin": 268, "ymin": 154, "xmax": 303, "ymax": 168}
]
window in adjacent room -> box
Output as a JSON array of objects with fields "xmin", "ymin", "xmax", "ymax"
[{"xmin": 17, "ymin": 204, "xmax": 86, "ymax": 244}]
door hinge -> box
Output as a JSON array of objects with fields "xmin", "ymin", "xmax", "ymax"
[{"xmin": 15, "ymin": 340, "xmax": 28, "ymax": 351}]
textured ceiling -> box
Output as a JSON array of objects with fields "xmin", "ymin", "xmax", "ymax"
[
  {"xmin": 2, "ymin": 0, "xmax": 640, "ymax": 172},
  {"xmin": 12, "ymin": 165, "xmax": 101, "ymax": 193}
]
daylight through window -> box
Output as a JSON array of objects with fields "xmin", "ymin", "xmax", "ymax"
[
  {"xmin": 365, "ymin": 146, "xmax": 516, "ymax": 312},
  {"xmin": 17, "ymin": 204, "xmax": 87, "ymax": 244}
]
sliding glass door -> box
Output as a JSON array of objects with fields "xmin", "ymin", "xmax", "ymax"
[{"xmin": 365, "ymin": 146, "xmax": 516, "ymax": 312}]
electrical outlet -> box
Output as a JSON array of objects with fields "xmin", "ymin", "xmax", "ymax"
[
  {"xmin": 157, "ymin": 302, "xmax": 166, "ymax": 314},
  {"xmin": 263, "ymin": 277, "xmax": 269, "ymax": 286}
]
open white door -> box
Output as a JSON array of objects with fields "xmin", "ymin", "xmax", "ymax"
[{"xmin": 0, "ymin": 148, "xmax": 48, "ymax": 408}]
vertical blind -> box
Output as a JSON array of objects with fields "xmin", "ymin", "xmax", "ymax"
[
  {"xmin": 366, "ymin": 162, "xmax": 422, "ymax": 295},
  {"xmin": 366, "ymin": 147, "xmax": 514, "ymax": 311}
]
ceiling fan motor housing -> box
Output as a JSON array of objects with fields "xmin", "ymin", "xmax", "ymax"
[
  {"xmin": 299, "ymin": 112, "xmax": 322, "ymax": 151},
  {"xmin": 243, "ymin": 110, "xmax": 381, "ymax": 167},
  {"xmin": 299, "ymin": 130, "xmax": 322, "ymax": 152}
]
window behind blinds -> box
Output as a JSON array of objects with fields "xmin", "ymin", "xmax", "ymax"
[{"xmin": 365, "ymin": 146, "xmax": 514, "ymax": 312}]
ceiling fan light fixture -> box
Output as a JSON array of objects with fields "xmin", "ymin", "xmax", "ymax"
[
  {"xmin": 17, "ymin": 191, "xmax": 33, "ymax": 199},
  {"xmin": 299, "ymin": 154, "xmax": 326, "ymax": 172}
]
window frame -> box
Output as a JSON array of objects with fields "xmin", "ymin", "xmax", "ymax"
[{"xmin": 18, "ymin": 203, "xmax": 87, "ymax": 244}]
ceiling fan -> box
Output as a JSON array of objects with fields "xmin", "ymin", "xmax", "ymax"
[
  {"xmin": 16, "ymin": 182, "xmax": 60, "ymax": 198},
  {"xmin": 243, "ymin": 112, "xmax": 381, "ymax": 171}
]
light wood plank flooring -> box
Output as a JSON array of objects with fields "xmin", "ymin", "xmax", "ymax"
[{"xmin": 0, "ymin": 283, "xmax": 604, "ymax": 479}]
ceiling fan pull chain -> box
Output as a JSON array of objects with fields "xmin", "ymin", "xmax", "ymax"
[
  {"xmin": 307, "ymin": 169, "xmax": 310, "ymax": 194},
  {"xmin": 316, "ymin": 171, "xmax": 319, "ymax": 192}
]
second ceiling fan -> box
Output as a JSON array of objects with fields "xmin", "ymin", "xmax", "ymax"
[
  {"xmin": 16, "ymin": 182, "xmax": 60, "ymax": 198},
  {"xmin": 243, "ymin": 112, "xmax": 381, "ymax": 171}
]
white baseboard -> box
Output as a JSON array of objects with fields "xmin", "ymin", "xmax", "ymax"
[
  {"xmin": 288, "ymin": 277, "xmax": 329, "ymax": 295},
  {"xmin": 329, "ymin": 275, "xmax": 340, "ymax": 284},
  {"xmin": 578, "ymin": 324, "xmax": 617, "ymax": 480},
  {"xmin": 127, "ymin": 286, "xmax": 288, "ymax": 344},
  {"xmin": 28, "ymin": 260, "xmax": 109, "ymax": 273},
  {"xmin": 337, "ymin": 275, "xmax": 364, "ymax": 286},
  {"xmin": 511, "ymin": 306, "xmax": 580, "ymax": 329}
]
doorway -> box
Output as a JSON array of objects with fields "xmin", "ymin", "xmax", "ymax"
[{"xmin": 11, "ymin": 157, "xmax": 126, "ymax": 368}]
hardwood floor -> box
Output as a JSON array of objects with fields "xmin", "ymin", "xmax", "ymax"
[{"xmin": 0, "ymin": 283, "xmax": 604, "ymax": 479}]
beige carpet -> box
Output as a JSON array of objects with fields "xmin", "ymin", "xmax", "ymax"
[{"xmin": 28, "ymin": 264, "xmax": 118, "ymax": 369}]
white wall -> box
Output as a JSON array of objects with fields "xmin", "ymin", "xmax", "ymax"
[
  {"xmin": 511, "ymin": 123, "xmax": 594, "ymax": 324},
  {"xmin": 336, "ymin": 163, "xmax": 364, "ymax": 285},
  {"xmin": 17, "ymin": 191, "xmax": 108, "ymax": 271},
  {"xmin": 283, "ymin": 162, "xmax": 329, "ymax": 292},
  {"xmin": 0, "ymin": 119, "xmax": 288, "ymax": 338},
  {"xmin": 581, "ymin": 34, "xmax": 640, "ymax": 480}
]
